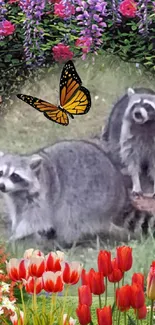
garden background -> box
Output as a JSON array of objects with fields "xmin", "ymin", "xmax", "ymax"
[{"xmin": 1, "ymin": 0, "xmax": 155, "ymax": 324}]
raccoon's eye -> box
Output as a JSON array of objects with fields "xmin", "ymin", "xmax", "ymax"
[
  {"xmin": 143, "ymin": 103, "xmax": 154, "ymax": 111},
  {"xmin": 10, "ymin": 173, "xmax": 22, "ymax": 183},
  {"xmin": 0, "ymin": 171, "xmax": 3, "ymax": 177}
]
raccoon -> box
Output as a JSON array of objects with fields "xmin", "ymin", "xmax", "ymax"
[
  {"xmin": 102, "ymin": 88, "xmax": 155, "ymax": 167},
  {"xmin": 119, "ymin": 88, "xmax": 155, "ymax": 196},
  {"xmin": 0, "ymin": 139, "xmax": 132, "ymax": 246},
  {"xmin": 100, "ymin": 87, "xmax": 155, "ymax": 234}
]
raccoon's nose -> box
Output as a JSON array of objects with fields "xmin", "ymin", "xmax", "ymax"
[{"xmin": 0, "ymin": 183, "xmax": 6, "ymax": 192}]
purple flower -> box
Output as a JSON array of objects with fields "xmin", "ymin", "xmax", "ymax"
[
  {"xmin": 75, "ymin": 0, "xmax": 107, "ymax": 56},
  {"xmin": 19, "ymin": 0, "xmax": 46, "ymax": 67}
]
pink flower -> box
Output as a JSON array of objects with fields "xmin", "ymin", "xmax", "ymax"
[
  {"xmin": 0, "ymin": 20, "xmax": 15, "ymax": 37},
  {"xmin": 8, "ymin": 0, "xmax": 19, "ymax": 3},
  {"xmin": 119, "ymin": 0, "xmax": 137, "ymax": 18},
  {"xmin": 54, "ymin": 1, "xmax": 75, "ymax": 18},
  {"xmin": 75, "ymin": 36, "xmax": 92, "ymax": 60},
  {"xmin": 52, "ymin": 43, "xmax": 74, "ymax": 62}
]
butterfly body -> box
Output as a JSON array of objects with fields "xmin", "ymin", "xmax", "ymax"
[{"xmin": 17, "ymin": 60, "xmax": 91, "ymax": 126}]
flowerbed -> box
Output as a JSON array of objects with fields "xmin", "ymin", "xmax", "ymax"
[
  {"xmin": 1, "ymin": 244, "xmax": 155, "ymax": 324},
  {"xmin": 1, "ymin": 0, "xmax": 155, "ymax": 100}
]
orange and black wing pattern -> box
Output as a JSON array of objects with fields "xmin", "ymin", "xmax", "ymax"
[
  {"xmin": 59, "ymin": 60, "xmax": 91, "ymax": 116},
  {"xmin": 16, "ymin": 94, "xmax": 69, "ymax": 126}
]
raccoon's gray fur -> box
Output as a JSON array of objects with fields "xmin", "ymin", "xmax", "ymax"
[
  {"xmin": 0, "ymin": 140, "xmax": 133, "ymax": 246},
  {"xmin": 100, "ymin": 87, "xmax": 155, "ymax": 234},
  {"xmin": 101, "ymin": 87, "xmax": 155, "ymax": 194}
]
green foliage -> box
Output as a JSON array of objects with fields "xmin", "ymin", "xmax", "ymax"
[{"xmin": 1, "ymin": 1, "xmax": 155, "ymax": 102}]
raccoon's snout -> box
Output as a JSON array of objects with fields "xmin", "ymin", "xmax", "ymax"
[
  {"xmin": 133, "ymin": 107, "xmax": 148, "ymax": 124},
  {"xmin": 0, "ymin": 183, "xmax": 6, "ymax": 192}
]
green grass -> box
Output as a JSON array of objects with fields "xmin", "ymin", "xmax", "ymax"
[{"xmin": 19, "ymin": 295, "xmax": 150, "ymax": 325}]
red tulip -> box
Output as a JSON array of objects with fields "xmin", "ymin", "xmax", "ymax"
[
  {"xmin": 98, "ymin": 250, "xmax": 112, "ymax": 276},
  {"xmin": 42, "ymin": 271, "xmax": 64, "ymax": 292},
  {"xmin": 132, "ymin": 273, "xmax": 144, "ymax": 289},
  {"xmin": 108, "ymin": 258, "xmax": 123, "ymax": 283},
  {"xmin": 81, "ymin": 269, "xmax": 90, "ymax": 286},
  {"xmin": 6, "ymin": 258, "xmax": 29, "ymax": 282},
  {"xmin": 134, "ymin": 305, "xmax": 147, "ymax": 320},
  {"xmin": 45, "ymin": 251, "xmax": 64, "ymax": 272},
  {"xmin": 78, "ymin": 285, "xmax": 92, "ymax": 306},
  {"xmin": 97, "ymin": 306, "xmax": 112, "ymax": 325},
  {"xmin": 10, "ymin": 311, "xmax": 24, "ymax": 325},
  {"xmin": 147, "ymin": 262, "xmax": 155, "ymax": 300},
  {"xmin": 116, "ymin": 246, "xmax": 132, "ymax": 272},
  {"xmin": 62, "ymin": 262, "xmax": 82, "ymax": 285},
  {"xmin": 89, "ymin": 268, "xmax": 105, "ymax": 295},
  {"xmin": 116, "ymin": 285, "xmax": 131, "ymax": 311},
  {"xmin": 28, "ymin": 256, "xmax": 45, "ymax": 277},
  {"xmin": 24, "ymin": 276, "xmax": 43, "ymax": 294},
  {"xmin": 130, "ymin": 283, "xmax": 145, "ymax": 309},
  {"xmin": 76, "ymin": 304, "xmax": 91, "ymax": 325}
]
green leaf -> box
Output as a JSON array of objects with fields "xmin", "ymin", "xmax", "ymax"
[
  {"xmin": 4, "ymin": 54, "xmax": 12, "ymax": 62},
  {"xmin": 131, "ymin": 25, "xmax": 137, "ymax": 31},
  {"xmin": 127, "ymin": 315, "xmax": 136, "ymax": 325}
]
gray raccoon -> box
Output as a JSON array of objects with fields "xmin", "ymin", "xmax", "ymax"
[
  {"xmin": 120, "ymin": 88, "xmax": 155, "ymax": 195},
  {"xmin": 0, "ymin": 140, "xmax": 132, "ymax": 246},
  {"xmin": 100, "ymin": 88, "xmax": 155, "ymax": 235},
  {"xmin": 101, "ymin": 87, "xmax": 155, "ymax": 194}
]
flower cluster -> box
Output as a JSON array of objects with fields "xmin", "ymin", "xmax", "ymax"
[
  {"xmin": 54, "ymin": 0, "xmax": 75, "ymax": 19},
  {"xmin": 52, "ymin": 43, "xmax": 74, "ymax": 62},
  {"xmin": 0, "ymin": 0, "xmax": 15, "ymax": 39},
  {"xmin": 19, "ymin": 0, "xmax": 46, "ymax": 66},
  {"xmin": 0, "ymin": 247, "xmax": 16, "ymax": 322},
  {"xmin": 75, "ymin": 0, "xmax": 107, "ymax": 59},
  {"xmin": 6, "ymin": 248, "xmax": 82, "ymax": 324},
  {"xmin": 119, "ymin": 0, "xmax": 137, "ymax": 18}
]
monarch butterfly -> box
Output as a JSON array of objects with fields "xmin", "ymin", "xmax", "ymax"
[{"xmin": 17, "ymin": 60, "xmax": 91, "ymax": 126}]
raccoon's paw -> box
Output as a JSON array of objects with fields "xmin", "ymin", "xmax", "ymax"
[{"xmin": 132, "ymin": 190, "xmax": 143, "ymax": 198}]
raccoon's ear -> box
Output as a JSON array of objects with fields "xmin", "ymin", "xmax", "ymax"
[
  {"xmin": 29, "ymin": 154, "xmax": 42, "ymax": 171},
  {"xmin": 127, "ymin": 88, "xmax": 135, "ymax": 97}
]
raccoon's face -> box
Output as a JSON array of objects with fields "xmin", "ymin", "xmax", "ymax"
[
  {"xmin": 125, "ymin": 88, "xmax": 155, "ymax": 125},
  {"xmin": 0, "ymin": 152, "xmax": 42, "ymax": 195}
]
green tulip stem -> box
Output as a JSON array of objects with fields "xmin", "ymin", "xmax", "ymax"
[
  {"xmin": 99, "ymin": 295, "xmax": 102, "ymax": 309},
  {"xmin": 105, "ymin": 276, "xmax": 108, "ymax": 306},
  {"xmin": 19, "ymin": 283, "xmax": 26, "ymax": 324},
  {"xmin": 150, "ymin": 299, "xmax": 154, "ymax": 325},
  {"xmin": 124, "ymin": 311, "xmax": 127, "ymax": 325}
]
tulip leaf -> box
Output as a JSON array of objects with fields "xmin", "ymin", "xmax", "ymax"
[
  {"xmin": 127, "ymin": 315, "xmax": 136, "ymax": 325},
  {"xmin": 111, "ymin": 301, "xmax": 116, "ymax": 314}
]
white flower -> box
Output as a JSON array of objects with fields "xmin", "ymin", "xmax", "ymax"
[
  {"xmin": 1, "ymin": 282, "xmax": 10, "ymax": 293},
  {"xmin": 0, "ymin": 270, "xmax": 4, "ymax": 274},
  {"xmin": 2, "ymin": 296, "xmax": 16, "ymax": 311}
]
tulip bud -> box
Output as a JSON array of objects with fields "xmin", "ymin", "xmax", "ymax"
[
  {"xmin": 147, "ymin": 263, "xmax": 155, "ymax": 300},
  {"xmin": 76, "ymin": 304, "xmax": 91, "ymax": 325},
  {"xmin": 116, "ymin": 246, "xmax": 132, "ymax": 272},
  {"xmin": 78, "ymin": 285, "xmax": 92, "ymax": 306},
  {"xmin": 98, "ymin": 250, "xmax": 112, "ymax": 276}
]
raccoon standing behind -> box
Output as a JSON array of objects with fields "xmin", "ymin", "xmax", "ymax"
[
  {"xmin": 102, "ymin": 87, "xmax": 155, "ymax": 196},
  {"xmin": 0, "ymin": 140, "xmax": 132, "ymax": 246}
]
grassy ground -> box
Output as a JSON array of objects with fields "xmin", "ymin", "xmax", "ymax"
[{"xmin": 18, "ymin": 295, "xmax": 151, "ymax": 325}]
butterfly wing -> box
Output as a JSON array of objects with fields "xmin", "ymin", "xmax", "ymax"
[
  {"xmin": 17, "ymin": 94, "xmax": 69, "ymax": 126},
  {"xmin": 59, "ymin": 60, "xmax": 91, "ymax": 115}
]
